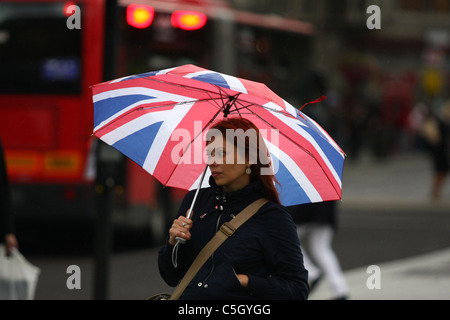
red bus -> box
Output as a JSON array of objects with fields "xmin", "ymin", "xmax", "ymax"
[
  {"xmin": 0, "ymin": 0, "xmax": 314, "ymax": 244},
  {"xmin": 0, "ymin": 0, "xmax": 104, "ymax": 226}
]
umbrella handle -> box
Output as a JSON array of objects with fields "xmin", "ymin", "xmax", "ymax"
[
  {"xmin": 172, "ymin": 164, "xmax": 208, "ymax": 267},
  {"xmin": 173, "ymin": 189, "xmax": 196, "ymax": 244},
  {"xmin": 173, "ymin": 193, "xmax": 195, "ymax": 246},
  {"xmin": 186, "ymin": 163, "xmax": 209, "ymax": 219}
]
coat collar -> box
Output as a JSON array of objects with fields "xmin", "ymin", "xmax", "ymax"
[{"xmin": 209, "ymin": 175, "xmax": 264, "ymax": 211}]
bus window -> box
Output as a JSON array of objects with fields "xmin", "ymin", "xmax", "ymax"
[{"xmin": 0, "ymin": 2, "xmax": 81, "ymax": 94}]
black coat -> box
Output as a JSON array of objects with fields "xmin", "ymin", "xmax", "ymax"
[
  {"xmin": 158, "ymin": 177, "xmax": 309, "ymax": 300},
  {"xmin": 288, "ymin": 201, "xmax": 338, "ymax": 229}
]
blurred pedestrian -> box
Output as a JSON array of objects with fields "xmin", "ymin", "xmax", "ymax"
[
  {"xmin": 419, "ymin": 102, "xmax": 450, "ymax": 201},
  {"xmin": 0, "ymin": 139, "xmax": 18, "ymax": 255},
  {"xmin": 288, "ymin": 201, "xmax": 349, "ymax": 300}
]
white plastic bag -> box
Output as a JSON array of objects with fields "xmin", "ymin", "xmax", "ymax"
[{"xmin": 0, "ymin": 245, "xmax": 41, "ymax": 300}]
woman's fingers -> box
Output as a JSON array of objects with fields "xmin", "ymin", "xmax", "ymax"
[
  {"xmin": 178, "ymin": 216, "xmax": 192, "ymax": 228},
  {"xmin": 168, "ymin": 216, "xmax": 193, "ymax": 245}
]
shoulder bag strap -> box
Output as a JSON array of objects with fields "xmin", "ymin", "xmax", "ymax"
[{"xmin": 169, "ymin": 198, "xmax": 268, "ymax": 300}]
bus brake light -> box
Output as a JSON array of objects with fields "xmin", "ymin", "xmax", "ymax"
[
  {"xmin": 127, "ymin": 4, "xmax": 154, "ymax": 29},
  {"xmin": 171, "ymin": 11, "xmax": 207, "ymax": 30}
]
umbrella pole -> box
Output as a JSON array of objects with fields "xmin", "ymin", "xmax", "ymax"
[
  {"xmin": 175, "ymin": 164, "xmax": 208, "ymax": 245},
  {"xmin": 186, "ymin": 164, "xmax": 208, "ymax": 220},
  {"xmin": 172, "ymin": 164, "xmax": 208, "ymax": 268}
]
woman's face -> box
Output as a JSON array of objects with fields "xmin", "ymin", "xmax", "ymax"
[{"xmin": 206, "ymin": 136, "xmax": 250, "ymax": 193}]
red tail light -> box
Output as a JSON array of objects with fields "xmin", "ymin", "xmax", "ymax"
[
  {"xmin": 127, "ymin": 4, "xmax": 155, "ymax": 29},
  {"xmin": 171, "ymin": 10, "xmax": 207, "ymax": 30}
]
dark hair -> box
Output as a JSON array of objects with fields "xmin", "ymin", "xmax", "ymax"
[{"xmin": 207, "ymin": 117, "xmax": 281, "ymax": 204}]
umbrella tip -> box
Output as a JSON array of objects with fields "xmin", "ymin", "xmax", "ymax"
[{"xmin": 299, "ymin": 96, "xmax": 327, "ymax": 111}]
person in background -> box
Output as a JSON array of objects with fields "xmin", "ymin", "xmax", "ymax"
[
  {"xmin": 419, "ymin": 102, "xmax": 450, "ymax": 201},
  {"xmin": 288, "ymin": 201, "xmax": 349, "ymax": 300},
  {"xmin": 0, "ymin": 139, "xmax": 18, "ymax": 255}
]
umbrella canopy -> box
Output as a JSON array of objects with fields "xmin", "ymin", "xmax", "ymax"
[{"xmin": 92, "ymin": 64, "xmax": 345, "ymax": 206}]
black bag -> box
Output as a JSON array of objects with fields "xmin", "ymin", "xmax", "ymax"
[{"xmin": 148, "ymin": 293, "xmax": 171, "ymax": 300}]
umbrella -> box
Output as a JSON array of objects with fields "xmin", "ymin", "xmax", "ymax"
[{"xmin": 92, "ymin": 64, "xmax": 345, "ymax": 209}]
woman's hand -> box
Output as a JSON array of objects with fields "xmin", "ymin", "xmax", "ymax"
[
  {"xmin": 168, "ymin": 212, "xmax": 193, "ymax": 246},
  {"xmin": 236, "ymin": 274, "xmax": 249, "ymax": 287},
  {"xmin": 4, "ymin": 233, "xmax": 18, "ymax": 256}
]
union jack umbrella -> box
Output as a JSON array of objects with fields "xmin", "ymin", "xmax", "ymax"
[{"xmin": 92, "ymin": 64, "xmax": 345, "ymax": 208}]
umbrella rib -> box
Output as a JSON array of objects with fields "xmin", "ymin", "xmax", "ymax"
[
  {"xmin": 232, "ymin": 97, "xmax": 296, "ymax": 118},
  {"xmin": 140, "ymin": 97, "xmax": 223, "ymax": 110},
  {"xmin": 140, "ymin": 76, "xmax": 235, "ymax": 113},
  {"xmin": 203, "ymin": 89, "xmax": 226, "ymax": 110},
  {"xmin": 94, "ymin": 97, "xmax": 225, "ymax": 134},
  {"xmin": 138, "ymin": 82, "xmax": 230, "ymax": 113},
  {"xmin": 143, "ymin": 77, "xmax": 232, "ymax": 103},
  {"xmin": 144, "ymin": 76, "xmax": 294, "ymax": 118},
  {"xmin": 233, "ymin": 100, "xmax": 257, "ymax": 114}
]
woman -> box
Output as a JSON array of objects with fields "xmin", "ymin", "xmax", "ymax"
[{"xmin": 158, "ymin": 117, "xmax": 309, "ymax": 300}]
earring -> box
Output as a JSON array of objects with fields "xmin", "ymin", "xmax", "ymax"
[{"xmin": 246, "ymin": 165, "xmax": 251, "ymax": 175}]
